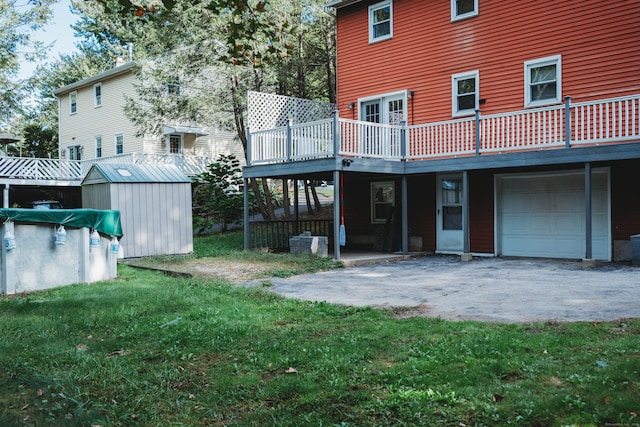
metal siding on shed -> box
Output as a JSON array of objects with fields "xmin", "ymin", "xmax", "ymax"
[{"xmin": 336, "ymin": 0, "xmax": 640, "ymax": 123}]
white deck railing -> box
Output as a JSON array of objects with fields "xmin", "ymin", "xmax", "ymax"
[
  {"xmin": 248, "ymin": 94, "xmax": 640, "ymax": 164},
  {"xmin": 0, "ymin": 153, "xmax": 216, "ymax": 184}
]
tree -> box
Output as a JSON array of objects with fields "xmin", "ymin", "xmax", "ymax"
[
  {"xmin": 0, "ymin": 0, "xmax": 56, "ymax": 126},
  {"xmin": 192, "ymin": 154, "xmax": 243, "ymax": 232},
  {"xmin": 71, "ymin": 0, "xmax": 336, "ymax": 219}
]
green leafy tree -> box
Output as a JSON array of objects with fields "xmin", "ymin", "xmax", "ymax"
[
  {"xmin": 192, "ymin": 154, "xmax": 243, "ymax": 232},
  {"xmin": 0, "ymin": 0, "xmax": 56, "ymax": 126}
]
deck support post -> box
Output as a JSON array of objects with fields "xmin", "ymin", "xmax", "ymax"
[
  {"xmin": 294, "ymin": 179, "xmax": 299, "ymax": 236},
  {"xmin": 401, "ymin": 176, "xmax": 408, "ymax": 254},
  {"xmin": 243, "ymin": 178, "xmax": 249, "ymax": 251},
  {"xmin": 3, "ymin": 184, "xmax": 9, "ymax": 208},
  {"xmin": 333, "ymin": 170, "xmax": 341, "ymax": 261},
  {"xmin": 583, "ymin": 162, "xmax": 594, "ymax": 266},
  {"xmin": 462, "ymin": 170, "xmax": 472, "ymax": 261}
]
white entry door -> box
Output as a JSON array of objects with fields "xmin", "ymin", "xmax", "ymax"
[{"xmin": 437, "ymin": 173, "xmax": 464, "ymax": 252}]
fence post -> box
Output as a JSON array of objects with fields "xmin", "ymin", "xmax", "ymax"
[
  {"xmin": 475, "ymin": 109, "xmax": 481, "ymax": 156},
  {"xmin": 564, "ymin": 96, "xmax": 572, "ymax": 148},
  {"xmin": 286, "ymin": 120, "xmax": 292, "ymax": 161},
  {"xmin": 333, "ymin": 110, "xmax": 340, "ymax": 157},
  {"xmin": 246, "ymin": 127, "xmax": 252, "ymax": 166}
]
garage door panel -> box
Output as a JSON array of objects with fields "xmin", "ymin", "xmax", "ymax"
[{"xmin": 499, "ymin": 171, "xmax": 610, "ymax": 260}]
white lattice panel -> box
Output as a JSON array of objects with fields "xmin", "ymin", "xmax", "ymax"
[{"xmin": 248, "ymin": 91, "xmax": 336, "ymax": 131}]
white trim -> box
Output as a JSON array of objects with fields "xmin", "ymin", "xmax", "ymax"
[
  {"xmin": 451, "ymin": 70, "xmax": 479, "ymax": 117},
  {"xmin": 69, "ymin": 91, "xmax": 77, "ymax": 115},
  {"xmin": 357, "ymin": 90, "xmax": 408, "ymax": 123},
  {"xmin": 368, "ymin": 0, "xmax": 393, "ymax": 44},
  {"xmin": 524, "ymin": 54, "xmax": 562, "ymax": 108},
  {"xmin": 451, "ymin": 0, "xmax": 478, "ymax": 22},
  {"xmin": 93, "ymin": 82, "xmax": 102, "ymax": 108}
]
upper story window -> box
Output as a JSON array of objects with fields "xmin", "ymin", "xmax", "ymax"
[
  {"xmin": 166, "ymin": 78, "xmax": 182, "ymax": 97},
  {"xmin": 115, "ymin": 133, "xmax": 124, "ymax": 155},
  {"xmin": 369, "ymin": 0, "xmax": 393, "ymax": 43},
  {"xmin": 95, "ymin": 136, "xmax": 102, "ymax": 158},
  {"xmin": 525, "ymin": 55, "xmax": 562, "ymax": 107},
  {"xmin": 451, "ymin": 0, "xmax": 478, "ymax": 21},
  {"xmin": 94, "ymin": 83, "xmax": 102, "ymax": 107},
  {"xmin": 69, "ymin": 91, "xmax": 77, "ymax": 114},
  {"xmin": 169, "ymin": 134, "xmax": 182, "ymax": 154},
  {"xmin": 68, "ymin": 145, "xmax": 81, "ymax": 161},
  {"xmin": 452, "ymin": 70, "xmax": 479, "ymax": 116}
]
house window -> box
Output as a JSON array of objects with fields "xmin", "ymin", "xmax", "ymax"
[
  {"xmin": 452, "ymin": 70, "xmax": 479, "ymax": 116},
  {"xmin": 169, "ymin": 134, "xmax": 182, "ymax": 154},
  {"xmin": 94, "ymin": 83, "xmax": 102, "ymax": 107},
  {"xmin": 166, "ymin": 78, "xmax": 182, "ymax": 96},
  {"xmin": 68, "ymin": 145, "xmax": 81, "ymax": 160},
  {"xmin": 371, "ymin": 181, "xmax": 395, "ymax": 223},
  {"xmin": 69, "ymin": 91, "xmax": 77, "ymax": 114},
  {"xmin": 115, "ymin": 133, "xmax": 124, "ymax": 155},
  {"xmin": 369, "ymin": 0, "xmax": 392, "ymax": 43},
  {"xmin": 525, "ymin": 55, "xmax": 562, "ymax": 107},
  {"xmin": 95, "ymin": 136, "xmax": 102, "ymax": 158},
  {"xmin": 451, "ymin": 0, "xmax": 478, "ymax": 21}
]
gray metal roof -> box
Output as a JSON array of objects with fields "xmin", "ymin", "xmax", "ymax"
[{"xmin": 82, "ymin": 163, "xmax": 192, "ymax": 185}]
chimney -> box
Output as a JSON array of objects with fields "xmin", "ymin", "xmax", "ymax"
[{"xmin": 114, "ymin": 56, "xmax": 125, "ymax": 67}]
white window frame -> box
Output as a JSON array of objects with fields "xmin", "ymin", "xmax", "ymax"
[
  {"xmin": 358, "ymin": 90, "xmax": 408, "ymax": 124},
  {"xmin": 371, "ymin": 181, "xmax": 395, "ymax": 224},
  {"xmin": 166, "ymin": 76, "xmax": 182, "ymax": 97},
  {"xmin": 69, "ymin": 91, "xmax": 77, "ymax": 114},
  {"xmin": 68, "ymin": 145, "xmax": 82, "ymax": 160},
  {"xmin": 524, "ymin": 54, "xmax": 562, "ymax": 107},
  {"xmin": 452, "ymin": 70, "xmax": 479, "ymax": 117},
  {"xmin": 95, "ymin": 135, "xmax": 102, "ymax": 158},
  {"xmin": 451, "ymin": 0, "xmax": 478, "ymax": 22},
  {"xmin": 168, "ymin": 134, "xmax": 183, "ymax": 154},
  {"xmin": 368, "ymin": 0, "xmax": 393, "ymax": 44},
  {"xmin": 93, "ymin": 83, "xmax": 102, "ymax": 107},
  {"xmin": 115, "ymin": 133, "xmax": 124, "ymax": 155}
]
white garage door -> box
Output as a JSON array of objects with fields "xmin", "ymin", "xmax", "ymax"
[{"xmin": 498, "ymin": 170, "xmax": 610, "ymax": 260}]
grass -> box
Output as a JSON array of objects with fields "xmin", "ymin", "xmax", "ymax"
[{"xmin": 0, "ymin": 231, "xmax": 639, "ymax": 426}]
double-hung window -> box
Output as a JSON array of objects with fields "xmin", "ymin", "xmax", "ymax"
[
  {"xmin": 369, "ymin": 0, "xmax": 392, "ymax": 43},
  {"xmin": 371, "ymin": 181, "xmax": 395, "ymax": 223},
  {"xmin": 69, "ymin": 91, "xmax": 77, "ymax": 114},
  {"xmin": 525, "ymin": 55, "xmax": 562, "ymax": 107},
  {"xmin": 115, "ymin": 133, "xmax": 124, "ymax": 155},
  {"xmin": 95, "ymin": 136, "xmax": 102, "ymax": 158},
  {"xmin": 451, "ymin": 0, "xmax": 478, "ymax": 21},
  {"xmin": 452, "ymin": 70, "xmax": 479, "ymax": 116},
  {"xmin": 94, "ymin": 83, "xmax": 102, "ymax": 107}
]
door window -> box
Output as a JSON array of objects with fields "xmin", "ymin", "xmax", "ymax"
[{"xmin": 441, "ymin": 179, "xmax": 462, "ymax": 230}]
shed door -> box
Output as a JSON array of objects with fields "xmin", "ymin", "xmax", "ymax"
[{"xmin": 497, "ymin": 170, "xmax": 610, "ymax": 260}]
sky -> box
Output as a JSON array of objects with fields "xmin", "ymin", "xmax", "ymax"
[{"xmin": 19, "ymin": 0, "xmax": 78, "ymax": 80}]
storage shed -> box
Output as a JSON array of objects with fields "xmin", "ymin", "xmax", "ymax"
[{"xmin": 82, "ymin": 163, "xmax": 193, "ymax": 258}]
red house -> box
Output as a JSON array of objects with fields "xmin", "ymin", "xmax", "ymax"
[{"xmin": 243, "ymin": 0, "xmax": 640, "ymax": 263}]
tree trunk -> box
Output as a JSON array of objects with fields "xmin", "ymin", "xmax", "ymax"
[{"xmin": 310, "ymin": 184, "xmax": 322, "ymax": 212}]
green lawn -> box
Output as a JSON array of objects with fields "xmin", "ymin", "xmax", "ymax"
[{"xmin": 1, "ymin": 232, "xmax": 638, "ymax": 426}]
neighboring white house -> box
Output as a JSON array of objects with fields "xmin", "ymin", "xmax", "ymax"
[{"xmin": 53, "ymin": 60, "xmax": 244, "ymax": 165}]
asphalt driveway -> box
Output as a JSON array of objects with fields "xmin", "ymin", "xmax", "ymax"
[{"xmin": 261, "ymin": 256, "xmax": 640, "ymax": 323}]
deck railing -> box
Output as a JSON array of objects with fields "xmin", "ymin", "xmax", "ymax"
[
  {"xmin": 249, "ymin": 219, "xmax": 333, "ymax": 251},
  {"xmin": 0, "ymin": 153, "xmax": 216, "ymax": 184},
  {"xmin": 248, "ymin": 94, "xmax": 640, "ymax": 164}
]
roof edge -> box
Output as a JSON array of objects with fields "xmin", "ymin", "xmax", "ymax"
[
  {"xmin": 326, "ymin": 0, "xmax": 363, "ymax": 8},
  {"xmin": 53, "ymin": 62, "xmax": 138, "ymax": 96}
]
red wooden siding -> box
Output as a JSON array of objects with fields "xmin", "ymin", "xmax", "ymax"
[
  {"xmin": 336, "ymin": 0, "xmax": 640, "ymax": 123},
  {"xmin": 469, "ymin": 170, "xmax": 494, "ymax": 254}
]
